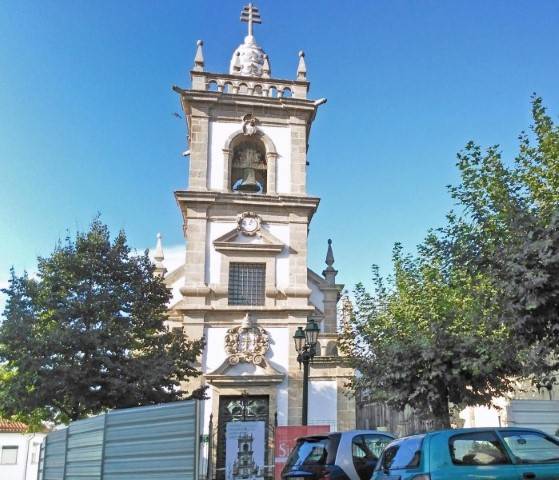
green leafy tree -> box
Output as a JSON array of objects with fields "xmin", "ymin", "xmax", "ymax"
[
  {"xmin": 448, "ymin": 96, "xmax": 559, "ymax": 382},
  {"xmin": 341, "ymin": 242, "xmax": 518, "ymax": 429},
  {"xmin": 499, "ymin": 213, "xmax": 559, "ymax": 384},
  {"xmin": 343, "ymin": 97, "xmax": 559, "ymax": 425},
  {"xmin": 0, "ymin": 220, "xmax": 203, "ymax": 423}
]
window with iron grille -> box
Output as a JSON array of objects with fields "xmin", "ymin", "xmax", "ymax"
[{"xmin": 228, "ymin": 263, "xmax": 266, "ymax": 305}]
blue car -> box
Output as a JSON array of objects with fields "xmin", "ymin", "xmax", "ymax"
[{"xmin": 373, "ymin": 427, "xmax": 559, "ymax": 480}]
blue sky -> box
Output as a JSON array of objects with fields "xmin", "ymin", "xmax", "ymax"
[{"xmin": 1, "ymin": 0, "xmax": 558, "ymax": 299}]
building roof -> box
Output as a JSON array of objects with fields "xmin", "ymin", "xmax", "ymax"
[{"xmin": 0, "ymin": 419, "xmax": 29, "ymax": 433}]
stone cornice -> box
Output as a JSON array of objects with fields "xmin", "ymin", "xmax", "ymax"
[
  {"xmin": 173, "ymin": 86, "xmax": 318, "ymax": 115},
  {"xmin": 205, "ymin": 374, "xmax": 285, "ymax": 386},
  {"xmin": 213, "ymin": 242, "xmax": 284, "ymax": 255},
  {"xmin": 175, "ymin": 190, "xmax": 320, "ymax": 221},
  {"xmin": 168, "ymin": 303, "xmax": 316, "ymax": 314}
]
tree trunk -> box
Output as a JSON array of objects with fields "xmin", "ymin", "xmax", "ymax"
[{"xmin": 431, "ymin": 389, "xmax": 451, "ymax": 430}]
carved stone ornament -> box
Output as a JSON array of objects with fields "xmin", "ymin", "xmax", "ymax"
[
  {"xmin": 224, "ymin": 314, "xmax": 270, "ymax": 367},
  {"xmin": 242, "ymin": 113, "xmax": 258, "ymax": 136},
  {"xmin": 237, "ymin": 211, "xmax": 261, "ymax": 236}
]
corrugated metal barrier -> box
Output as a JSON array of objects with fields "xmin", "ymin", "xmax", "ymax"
[{"xmin": 38, "ymin": 400, "xmax": 199, "ymax": 480}]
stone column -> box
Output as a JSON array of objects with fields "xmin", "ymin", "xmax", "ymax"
[
  {"xmin": 337, "ymin": 376, "xmax": 356, "ymax": 430},
  {"xmin": 289, "ymin": 118, "xmax": 307, "ymax": 195},
  {"xmin": 188, "ymin": 106, "xmax": 210, "ymax": 190},
  {"xmin": 180, "ymin": 205, "xmax": 210, "ymax": 305},
  {"xmin": 286, "ymin": 215, "xmax": 311, "ymax": 307}
]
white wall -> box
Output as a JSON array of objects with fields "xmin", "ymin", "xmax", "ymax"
[
  {"xmin": 308, "ymin": 380, "xmax": 337, "ymax": 430},
  {"xmin": 265, "ymin": 224, "xmax": 290, "ymax": 289},
  {"xmin": 208, "ymin": 122, "xmax": 237, "ymax": 190},
  {"xmin": 0, "ymin": 432, "xmax": 46, "ymax": 480},
  {"xmin": 308, "ymin": 279, "xmax": 324, "ymax": 313},
  {"xmin": 208, "ymin": 121, "xmax": 291, "ymax": 193},
  {"xmin": 203, "ymin": 327, "xmax": 229, "ymax": 373},
  {"xmin": 168, "ymin": 276, "xmax": 184, "ymax": 308},
  {"xmin": 267, "ymin": 327, "xmax": 290, "ymax": 426},
  {"xmin": 207, "ymin": 221, "xmax": 235, "ymax": 284}
]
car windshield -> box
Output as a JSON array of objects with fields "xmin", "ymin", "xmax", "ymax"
[
  {"xmin": 500, "ymin": 431, "xmax": 559, "ymax": 464},
  {"xmin": 285, "ymin": 438, "xmax": 329, "ymax": 468},
  {"xmin": 381, "ymin": 436, "xmax": 424, "ymax": 470}
]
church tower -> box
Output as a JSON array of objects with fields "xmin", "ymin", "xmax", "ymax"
[{"xmin": 164, "ymin": 4, "xmax": 355, "ymax": 477}]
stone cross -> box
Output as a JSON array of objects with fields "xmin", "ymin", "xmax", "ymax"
[{"xmin": 240, "ymin": 3, "xmax": 261, "ymax": 37}]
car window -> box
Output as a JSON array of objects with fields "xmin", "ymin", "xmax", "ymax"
[
  {"xmin": 380, "ymin": 445, "xmax": 399, "ymax": 471},
  {"xmin": 500, "ymin": 431, "xmax": 559, "ymax": 464},
  {"xmin": 449, "ymin": 431, "xmax": 510, "ymax": 466},
  {"xmin": 284, "ymin": 438, "xmax": 329, "ymax": 467},
  {"xmin": 352, "ymin": 436, "xmax": 370, "ymax": 460},
  {"xmin": 362, "ymin": 435, "xmax": 392, "ymax": 459},
  {"xmin": 379, "ymin": 437, "xmax": 423, "ymax": 470}
]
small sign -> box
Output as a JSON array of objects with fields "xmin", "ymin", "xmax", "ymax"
[{"xmin": 226, "ymin": 421, "xmax": 266, "ymax": 480}]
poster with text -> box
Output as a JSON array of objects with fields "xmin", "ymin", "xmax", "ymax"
[
  {"xmin": 226, "ymin": 421, "xmax": 266, "ymax": 480},
  {"xmin": 274, "ymin": 425, "xmax": 331, "ymax": 480}
]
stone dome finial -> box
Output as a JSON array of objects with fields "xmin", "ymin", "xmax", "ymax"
[
  {"xmin": 323, "ymin": 238, "xmax": 338, "ymax": 285},
  {"xmin": 297, "ymin": 50, "xmax": 307, "ymax": 80},
  {"xmin": 262, "ymin": 54, "xmax": 271, "ymax": 78},
  {"xmin": 153, "ymin": 233, "xmax": 167, "ymax": 277},
  {"xmin": 193, "ymin": 40, "xmax": 204, "ymax": 72},
  {"xmin": 229, "ymin": 3, "xmax": 268, "ymax": 77},
  {"xmin": 325, "ymin": 238, "xmax": 334, "ymax": 267}
]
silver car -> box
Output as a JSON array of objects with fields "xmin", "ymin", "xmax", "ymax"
[{"xmin": 282, "ymin": 430, "xmax": 395, "ymax": 480}]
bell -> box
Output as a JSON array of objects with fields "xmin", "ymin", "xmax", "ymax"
[{"xmin": 236, "ymin": 167, "xmax": 260, "ymax": 193}]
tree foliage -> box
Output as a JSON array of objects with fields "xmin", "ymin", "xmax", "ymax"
[
  {"xmin": 342, "ymin": 96, "xmax": 559, "ymax": 425},
  {"xmin": 448, "ymin": 96, "xmax": 559, "ymax": 380},
  {"xmin": 341, "ymin": 242, "xmax": 517, "ymax": 428},
  {"xmin": 0, "ymin": 220, "xmax": 203, "ymax": 423}
]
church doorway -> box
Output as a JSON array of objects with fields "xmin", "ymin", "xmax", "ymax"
[{"xmin": 216, "ymin": 393, "xmax": 270, "ymax": 480}]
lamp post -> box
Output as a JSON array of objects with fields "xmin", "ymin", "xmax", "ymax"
[{"xmin": 293, "ymin": 319, "xmax": 320, "ymax": 425}]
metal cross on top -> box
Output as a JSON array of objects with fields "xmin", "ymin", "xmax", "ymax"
[{"xmin": 240, "ymin": 3, "xmax": 261, "ymax": 37}]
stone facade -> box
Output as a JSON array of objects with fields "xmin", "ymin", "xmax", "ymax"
[{"xmin": 158, "ymin": 6, "xmax": 355, "ymax": 477}]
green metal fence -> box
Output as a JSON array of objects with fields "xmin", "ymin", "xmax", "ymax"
[{"xmin": 39, "ymin": 400, "xmax": 199, "ymax": 480}]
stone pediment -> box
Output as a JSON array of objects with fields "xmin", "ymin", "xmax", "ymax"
[
  {"xmin": 213, "ymin": 226, "xmax": 285, "ymax": 255},
  {"xmin": 206, "ymin": 360, "xmax": 285, "ymax": 386}
]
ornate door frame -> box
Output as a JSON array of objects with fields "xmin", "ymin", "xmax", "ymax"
[{"xmin": 210, "ymin": 385, "xmax": 278, "ymax": 480}]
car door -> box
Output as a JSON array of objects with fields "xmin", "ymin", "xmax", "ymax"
[
  {"xmin": 442, "ymin": 431, "xmax": 519, "ymax": 480},
  {"xmin": 373, "ymin": 437, "xmax": 424, "ymax": 480},
  {"xmin": 351, "ymin": 434, "xmax": 393, "ymax": 480},
  {"xmin": 498, "ymin": 430, "xmax": 559, "ymax": 480}
]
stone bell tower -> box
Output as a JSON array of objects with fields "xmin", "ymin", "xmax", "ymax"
[{"xmin": 164, "ymin": 3, "xmax": 355, "ymax": 477}]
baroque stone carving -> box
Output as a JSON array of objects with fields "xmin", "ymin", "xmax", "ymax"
[
  {"xmin": 224, "ymin": 314, "xmax": 270, "ymax": 367},
  {"xmin": 242, "ymin": 113, "xmax": 258, "ymax": 136},
  {"xmin": 237, "ymin": 211, "xmax": 261, "ymax": 236}
]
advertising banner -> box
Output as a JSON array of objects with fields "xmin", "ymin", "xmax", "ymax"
[
  {"xmin": 274, "ymin": 425, "xmax": 331, "ymax": 480},
  {"xmin": 226, "ymin": 420, "xmax": 266, "ymax": 480}
]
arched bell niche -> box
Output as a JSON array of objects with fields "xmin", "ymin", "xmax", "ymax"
[
  {"xmin": 223, "ymin": 130, "xmax": 278, "ymax": 195},
  {"xmin": 231, "ymin": 137, "xmax": 267, "ymax": 193}
]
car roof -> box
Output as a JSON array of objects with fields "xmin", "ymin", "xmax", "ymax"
[
  {"xmin": 295, "ymin": 430, "xmax": 395, "ymax": 442},
  {"xmin": 391, "ymin": 427, "xmax": 549, "ymax": 443},
  {"xmin": 429, "ymin": 427, "xmax": 548, "ymax": 436}
]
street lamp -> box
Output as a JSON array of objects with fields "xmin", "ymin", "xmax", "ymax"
[{"xmin": 293, "ymin": 319, "xmax": 319, "ymax": 425}]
